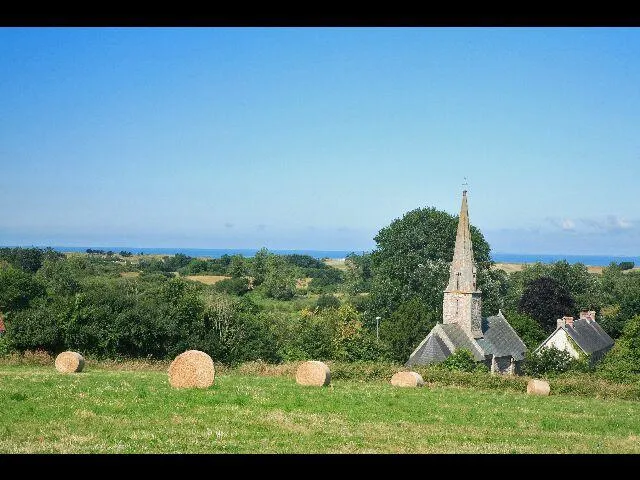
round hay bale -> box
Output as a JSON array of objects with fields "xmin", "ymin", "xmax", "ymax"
[
  {"xmin": 168, "ymin": 350, "xmax": 215, "ymax": 389},
  {"xmin": 390, "ymin": 371, "xmax": 424, "ymax": 387},
  {"xmin": 295, "ymin": 360, "xmax": 331, "ymax": 387},
  {"xmin": 55, "ymin": 351, "xmax": 85, "ymax": 373},
  {"xmin": 527, "ymin": 379, "xmax": 550, "ymax": 396}
]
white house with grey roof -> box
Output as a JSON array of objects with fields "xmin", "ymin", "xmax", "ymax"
[
  {"xmin": 533, "ymin": 310, "xmax": 614, "ymax": 365},
  {"xmin": 406, "ymin": 190, "xmax": 527, "ymax": 375}
]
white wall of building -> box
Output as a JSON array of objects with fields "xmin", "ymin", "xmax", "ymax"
[{"xmin": 539, "ymin": 329, "xmax": 580, "ymax": 359}]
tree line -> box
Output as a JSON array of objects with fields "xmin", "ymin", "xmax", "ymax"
[{"xmin": 1, "ymin": 207, "xmax": 639, "ymax": 380}]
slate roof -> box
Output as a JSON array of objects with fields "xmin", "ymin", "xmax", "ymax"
[
  {"xmin": 440, "ymin": 323, "xmax": 486, "ymax": 361},
  {"xmin": 406, "ymin": 331, "xmax": 451, "ymax": 366},
  {"xmin": 406, "ymin": 312, "xmax": 527, "ymax": 366},
  {"xmin": 480, "ymin": 314, "xmax": 528, "ymax": 361},
  {"xmin": 564, "ymin": 318, "xmax": 614, "ymax": 355}
]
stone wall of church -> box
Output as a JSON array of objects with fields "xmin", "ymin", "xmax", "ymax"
[
  {"xmin": 442, "ymin": 291, "xmax": 482, "ymax": 338},
  {"xmin": 489, "ymin": 355, "xmax": 521, "ymax": 375}
]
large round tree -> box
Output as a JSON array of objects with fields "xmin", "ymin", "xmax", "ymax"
[
  {"xmin": 518, "ymin": 276, "xmax": 576, "ymax": 333},
  {"xmin": 365, "ymin": 206, "xmax": 493, "ymax": 326}
]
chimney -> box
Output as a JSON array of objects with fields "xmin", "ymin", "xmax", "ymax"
[
  {"xmin": 563, "ymin": 316, "xmax": 574, "ymax": 327},
  {"xmin": 579, "ymin": 310, "xmax": 596, "ymax": 322}
]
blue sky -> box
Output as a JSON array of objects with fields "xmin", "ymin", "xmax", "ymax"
[{"xmin": 1, "ymin": 27, "xmax": 639, "ymax": 255}]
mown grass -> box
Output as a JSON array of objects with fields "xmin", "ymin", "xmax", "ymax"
[{"xmin": 2, "ymin": 364, "xmax": 640, "ymax": 453}]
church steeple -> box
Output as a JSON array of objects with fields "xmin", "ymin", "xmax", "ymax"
[
  {"xmin": 442, "ymin": 190, "xmax": 483, "ymax": 338},
  {"xmin": 445, "ymin": 190, "xmax": 478, "ymax": 293}
]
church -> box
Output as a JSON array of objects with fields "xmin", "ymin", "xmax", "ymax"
[{"xmin": 406, "ymin": 190, "xmax": 527, "ymax": 374}]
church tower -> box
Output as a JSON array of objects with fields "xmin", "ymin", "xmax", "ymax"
[{"xmin": 442, "ymin": 190, "xmax": 483, "ymax": 339}]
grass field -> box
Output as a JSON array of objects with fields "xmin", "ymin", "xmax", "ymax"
[
  {"xmin": 2, "ymin": 365, "xmax": 640, "ymax": 453},
  {"xmin": 492, "ymin": 263, "xmax": 607, "ymax": 274},
  {"xmin": 323, "ymin": 258, "xmax": 348, "ymax": 271},
  {"xmin": 183, "ymin": 275, "xmax": 231, "ymax": 285}
]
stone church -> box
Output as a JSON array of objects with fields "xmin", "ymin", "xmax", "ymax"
[{"xmin": 406, "ymin": 190, "xmax": 527, "ymax": 374}]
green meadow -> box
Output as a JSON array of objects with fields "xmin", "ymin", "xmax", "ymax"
[{"xmin": 2, "ymin": 365, "xmax": 640, "ymax": 454}]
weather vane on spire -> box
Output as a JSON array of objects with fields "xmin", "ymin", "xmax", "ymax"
[{"xmin": 462, "ymin": 177, "xmax": 469, "ymax": 194}]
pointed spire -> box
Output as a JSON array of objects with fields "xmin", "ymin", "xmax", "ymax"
[{"xmin": 445, "ymin": 190, "xmax": 478, "ymax": 292}]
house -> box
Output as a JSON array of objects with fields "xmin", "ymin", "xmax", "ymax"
[
  {"xmin": 533, "ymin": 310, "xmax": 614, "ymax": 365},
  {"xmin": 406, "ymin": 190, "xmax": 528, "ymax": 374}
]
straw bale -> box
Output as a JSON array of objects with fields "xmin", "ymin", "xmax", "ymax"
[
  {"xmin": 390, "ymin": 371, "xmax": 424, "ymax": 387},
  {"xmin": 168, "ymin": 350, "xmax": 215, "ymax": 388},
  {"xmin": 295, "ymin": 360, "xmax": 331, "ymax": 386},
  {"xmin": 526, "ymin": 378, "xmax": 550, "ymax": 396},
  {"xmin": 55, "ymin": 351, "xmax": 85, "ymax": 373}
]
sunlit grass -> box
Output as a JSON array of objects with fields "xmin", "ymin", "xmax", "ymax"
[{"xmin": 2, "ymin": 365, "xmax": 640, "ymax": 453}]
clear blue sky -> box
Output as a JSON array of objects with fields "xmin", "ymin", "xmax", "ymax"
[{"xmin": 1, "ymin": 27, "xmax": 639, "ymax": 255}]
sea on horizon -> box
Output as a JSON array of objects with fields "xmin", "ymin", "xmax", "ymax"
[{"xmin": 8, "ymin": 246, "xmax": 636, "ymax": 267}]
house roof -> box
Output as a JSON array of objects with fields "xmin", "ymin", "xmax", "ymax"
[
  {"xmin": 565, "ymin": 318, "xmax": 614, "ymax": 354},
  {"xmin": 480, "ymin": 313, "xmax": 528, "ymax": 361}
]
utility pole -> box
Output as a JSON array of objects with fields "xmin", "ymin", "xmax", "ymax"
[{"xmin": 375, "ymin": 316, "xmax": 381, "ymax": 341}]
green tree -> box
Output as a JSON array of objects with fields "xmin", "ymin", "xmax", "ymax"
[
  {"xmin": 0, "ymin": 265, "xmax": 46, "ymax": 312},
  {"xmin": 342, "ymin": 252, "xmax": 373, "ymax": 294},
  {"xmin": 598, "ymin": 314, "xmax": 640, "ymax": 378},
  {"xmin": 227, "ymin": 255, "xmax": 248, "ymax": 278},
  {"xmin": 261, "ymin": 255, "xmax": 297, "ymax": 300},
  {"xmin": 213, "ymin": 277, "xmax": 251, "ymax": 296},
  {"xmin": 504, "ymin": 261, "xmax": 601, "ymax": 314},
  {"xmin": 518, "ymin": 276, "xmax": 576, "ymax": 333},
  {"xmin": 250, "ymin": 248, "xmax": 270, "ymax": 286},
  {"xmin": 503, "ymin": 309, "xmax": 547, "ymax": 350},
  {"xmin": 367, "ymin": 206, "xmax": 493, "ymax": 325},
  {"xmin": 378, "ymin": 297, "xmax": 437, "ymax": 363}
]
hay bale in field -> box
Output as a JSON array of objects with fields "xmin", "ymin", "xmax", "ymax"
[
  {"xmin": 527, "ymin": 378, "xmax": 550, "ymax": 396},
  {"xmin": 390, "ymin": 371, "xmax": 424, "ymax": 387},
  {"xmin": 168, "ymin": 350, "xmax": 215, "ymax": 389},
  {"xmin": 55, "ymin": 351, "xmax": 85, "ymax": 373},
  {"xmin": 295, "ymin": 360, "xmax": 331, "ymax": 387}
]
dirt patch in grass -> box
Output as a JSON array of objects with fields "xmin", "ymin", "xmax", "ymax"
[
  {"xmin": 184, "ymin": 275, "xmax": 231, "ymax": 285},
  {"xmin": 120, "ymin": 272, "xmax": 140, "ymax": 278}
]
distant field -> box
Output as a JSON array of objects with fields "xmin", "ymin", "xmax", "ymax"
[
  {"xmin": 183, "ymin": 275, "xmax": 230, "ymax": 285},
  {"xmin": 1, "ymin": 365, "xmax": 639, "ymax": 453},
  {"xmin": 119, "ymin": 272, "xmax": 140, "ymax": 278},
  {"xmin": 492, "ymin": 263, "xmax": 639, "ymax": 275},
  {"xmin": 324, "ymin": 258, "xmax": 348, "ymax": 271},
  {"xmin": 493, "ymin": 262, "xmax": 608, "ymax": 274}
]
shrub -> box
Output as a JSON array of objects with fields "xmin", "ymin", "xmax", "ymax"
[
  {"xmin": 441, "ymin": 349, "xmax": 487, "ymax": 373},
  {"xmin": 618, "ymin": 261, "xmax": 635, "ymax": 271},
  {"xmin": 523, "ymin": 347, "xmax": 575, "ymax": 376},
  {"xmin": 315, "ymin": 294, "xmax": 340, "ymax": 311},
  {"xmin": 5, "ymin": 300, "xmax": 65, "ymax": 353},
  {"xmin": 0, "ymin": 265, "xmax": 46, "ymax": 312},
  {"xmin": 214, "ymin": 277, "xmax": 250, "ymax": 296},
  {"xmin": 598, "ymin": 314, "xmax": 640, "ymax": 380},
  {"xmin": 0, "ymin": 334, "xmax": 11, "ymax": 357}
]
